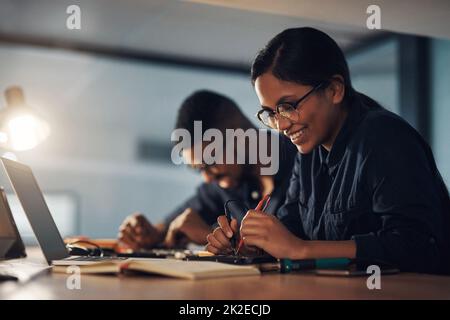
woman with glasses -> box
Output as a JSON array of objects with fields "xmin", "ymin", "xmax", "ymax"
[{"xmin": 206, "ymin": 27, "xmax": 450, "ymax": 274}]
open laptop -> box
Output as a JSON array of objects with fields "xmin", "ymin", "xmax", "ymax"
[
  {"xmin": 0, "ymin": 186, "xmax": 51, "ymax": 282},
  {"xmin": 1, "ymin": 157, "xmax": 128, "ymax": 266}
]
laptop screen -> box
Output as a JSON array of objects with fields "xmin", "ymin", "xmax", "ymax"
[
  {"xmin": 0, "ymin": 187, "xmax": 16, "ymax": 258},
  {"xmin": 1, "ymin": 158, "xmax": 69, "ymax": 263},
  {"xmin": 0, "ymin": 187, "xmax": 26, "ymax": 259}
]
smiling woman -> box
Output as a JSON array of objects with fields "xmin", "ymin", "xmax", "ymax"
[
  {"xmin": 206, "ymin": 27, "xmax": 450, "ymax": 275},
  {"xmin": 251, "ymin": 27, "xmax": 355, "ymax": 155}
]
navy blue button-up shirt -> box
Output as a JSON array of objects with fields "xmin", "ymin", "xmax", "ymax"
[{"xmin": 277, "ymin": 93, "xmax": 450, "ymax": 274}]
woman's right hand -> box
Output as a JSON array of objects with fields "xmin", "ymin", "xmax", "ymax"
[{"xmin": 205, "ymin": 215, "xmax": 239, "ymax": 255}]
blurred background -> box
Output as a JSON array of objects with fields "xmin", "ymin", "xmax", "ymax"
[{"xmin": 0, "ymin": 0, "xmax": 448, "ymax": 242}]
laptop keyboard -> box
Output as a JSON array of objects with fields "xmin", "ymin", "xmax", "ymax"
[
  {"xmin": 69, "ymin": 256, "xmax": 128, "ymax": 261},
  {"xmin": 0, "ymin": 261, "xmax": 50, "ymax": 281}
]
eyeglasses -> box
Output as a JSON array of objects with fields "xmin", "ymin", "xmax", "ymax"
[{"xmin": 256, "ymin": 82, "xmax": 326, "ymax": 129}]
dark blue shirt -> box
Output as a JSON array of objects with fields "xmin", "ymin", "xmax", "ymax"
[
  {"xmin": 165, "ymin": 134, "xmax": 297, "ymax": 226},
  {"xmin": 277, "ymin": 93, "xmax": 450, "ymax": 274}
]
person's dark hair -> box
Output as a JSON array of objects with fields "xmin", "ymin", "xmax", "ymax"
[
  {"xmin": 251, "ymin": 27, "xmax": 358, "ymax": 102},
  {"xmin": 175, "ymin": 90, "xmax": 255, "ymax": 145}
]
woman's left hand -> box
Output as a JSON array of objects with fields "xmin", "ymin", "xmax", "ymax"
[{"xmin": 240, "ymin": 210, "xmax": 306, "ymax": 259}]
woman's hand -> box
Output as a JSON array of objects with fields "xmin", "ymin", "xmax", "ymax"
[{"xmin": 240, "ymin": 210, "xmax": 306, "ymax": 259}]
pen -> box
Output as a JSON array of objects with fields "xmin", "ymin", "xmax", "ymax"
[{"xmin": 236, "ymin": 194, "xmax": 271, "ymax": 254}]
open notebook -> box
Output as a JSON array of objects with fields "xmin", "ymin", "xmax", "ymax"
[{"xmin": 52, "ymin": 258, "xmax": 260, "ymax": 280}]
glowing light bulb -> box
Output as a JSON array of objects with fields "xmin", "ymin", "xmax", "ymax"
[
  {"xmin": 7, "ymin": 114, "xmax": 50, "ymax": 151},
  {"xmin": 1, "ymin": 86, "xmax": 51, "ymax": 151}
]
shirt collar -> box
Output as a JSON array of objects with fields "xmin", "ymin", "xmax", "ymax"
[{"xmin": 319, "ymin": 95, "xmax": 369, "ymax": 172}]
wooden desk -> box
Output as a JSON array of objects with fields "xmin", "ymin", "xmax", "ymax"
[{"xmin": 1, "ymin": 248, "xmax": 450, "ymax": 300}]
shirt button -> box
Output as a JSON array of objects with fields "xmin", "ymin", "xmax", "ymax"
[{"xmin": 251, "ymin": 191, "xmax": 260, "ymax": 200}]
